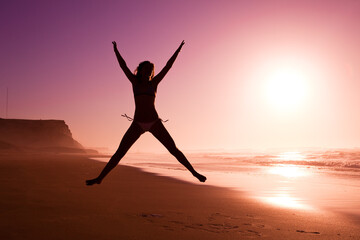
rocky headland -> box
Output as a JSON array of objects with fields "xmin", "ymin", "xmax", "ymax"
[{"xmin": 0, "ymin": 118, "xmax": 97, "ymax": 154}]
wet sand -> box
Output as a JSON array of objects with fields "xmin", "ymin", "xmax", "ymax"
[{"xmin": 0, "ymin": 154, "xmax": 359, "ymax": 239}]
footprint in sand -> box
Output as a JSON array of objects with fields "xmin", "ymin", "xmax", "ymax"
[
  {"xmin": 296, "ymin": 230, "xmax": 320, "ymax": 234},
  {"xmin": 140, "ymin": 213, "xmax": 163, "ymax": 218},
  {"xmin": 169, "ymin": 220, "xmax": 184, "ymax": 225},
  {"xmin": 238, "ymin": 229, "xmax": 262, "ymax": 237},
  {"xmin": 139, "ymin": 213, "xmax": 163, "ymax": 223},
  {"xmin": 162, "ymin": 225, "xmax": 174, "ymax": 231}
]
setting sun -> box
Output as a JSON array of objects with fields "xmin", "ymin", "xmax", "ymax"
[{"xmin": 265, "ymin": 66, "xmax": 308, "ymax": 110}]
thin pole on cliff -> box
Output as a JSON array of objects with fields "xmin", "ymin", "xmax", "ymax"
[{"xmin": 6, "ymin": 87, "xmax": 8, "ymax": 119}]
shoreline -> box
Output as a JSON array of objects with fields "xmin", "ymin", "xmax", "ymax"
[
  {"xmin": 91, "ymin": 153, "xmax": 360, "ymax": 224},
  {"xmin": 1, "ymin": 154, "xmax": 359, "ymax": 239}
]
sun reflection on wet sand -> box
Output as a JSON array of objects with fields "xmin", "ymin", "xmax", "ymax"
[{"xmin": 260, "ymin": 194, "xmax": 313, "ymax": 210}]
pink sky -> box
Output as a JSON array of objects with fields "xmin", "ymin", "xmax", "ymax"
[{"xmin": 1, "ymin": 0, "xmax": 360, "ymax": 152}]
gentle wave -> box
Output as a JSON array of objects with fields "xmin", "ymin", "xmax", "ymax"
[{"xmin": 198, "ymin": 150, "xmax": 360, "ymax": 173}]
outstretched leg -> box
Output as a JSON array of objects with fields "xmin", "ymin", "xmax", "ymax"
[
  {"xmin": 149, "ymin": 121, "xmax": 206, "ymax": 182},
  {"xmin": 86, "ymin": 122, "xmax": 144, "ymax": 185}
]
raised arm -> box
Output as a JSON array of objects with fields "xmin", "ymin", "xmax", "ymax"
[
  {"xmin": 112, "ymin": 41, "xmax": 136, "ymax": 83},
  {"xmin": 152, "ymin": 40, "xmax": 185, "ymax": 85}
]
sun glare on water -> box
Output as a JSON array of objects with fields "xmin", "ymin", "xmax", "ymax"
[
  {"xmin": 269, "ymin": 165, "xmax": 308, "ymax": 178},
  {"xmin": 269, "ymin": 152, "xmax": 308, "ymax": 178}
]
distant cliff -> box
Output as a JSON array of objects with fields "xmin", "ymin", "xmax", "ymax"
[{"xmin": 0, "ymin": 118, "xmax": 95, "ymax": 154}]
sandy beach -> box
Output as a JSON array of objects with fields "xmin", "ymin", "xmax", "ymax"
[{"xmin": 1, "ymin": 154, "xmax": 359, "ymax": 240}]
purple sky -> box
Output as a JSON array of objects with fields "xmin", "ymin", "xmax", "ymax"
[{"xmin": 1, "ymin": 0, "xmax": 360, "ymax": 152}]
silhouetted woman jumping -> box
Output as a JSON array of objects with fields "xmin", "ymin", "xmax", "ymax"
[{"xmin": 86, "ymin": 40, "xmax": 206, "ymax": 185}]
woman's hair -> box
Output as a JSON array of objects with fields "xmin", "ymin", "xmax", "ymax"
[{"xmin": 134, "ymin": 61, "xmax": 155, "ymax": 80}]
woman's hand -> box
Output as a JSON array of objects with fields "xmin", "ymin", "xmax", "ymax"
[
  {"xmin": 178, "ymin": 40, "xmax": 185, "ymax": 51},
  {"xmin": 112, "ymin": 41, "xmax": 136, "ymax": 83},
  {"xmin": 112, "ymin": 41, "xmax": 117, "ymax": 51},
  {"xmin": 152, "ymin": 40, "xmax": 185, "ymax": 85}
]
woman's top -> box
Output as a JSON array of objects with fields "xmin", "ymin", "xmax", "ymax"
[{"xmin": 132, "ymin": 80, "xmax": 157, "ymax": 97}]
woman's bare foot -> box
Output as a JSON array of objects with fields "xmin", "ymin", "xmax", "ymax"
[
  {"xmin": 194, "ymin": 173, "xmax": 207, "ymax": 182},
  {"xmin": 86, "ymin": 178, "xmax": 102, "ymax": 186}
]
